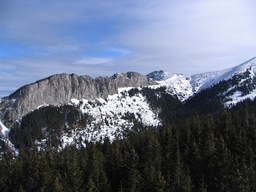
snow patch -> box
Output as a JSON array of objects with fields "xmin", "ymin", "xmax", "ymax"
[
  {"xmin": 0, "ymin": 120, "xmax": 17, "ymax": 155},
  {"xmin": 61, "ymin": 88, "xmax": 161, "ymax": 145},
  {"xmin": 225, "ymin": 89, "xmax": 256, "ymax": 107},
  {"xmin": 157, "ymin": 74, "xmax": 193, "ymax": 101},
  {"xmin": 71, "ymin": 98, "xmax": 80, "ymax": 105},
  {"xmin": 37, "ymin": 104, "xmax": 50, "ymax": 109},
  {"xmin": 0, "ymin": 120, "xmax": 9, "ymax": 137}
]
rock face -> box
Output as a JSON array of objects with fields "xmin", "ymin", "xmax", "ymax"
[{"xmin": 0, "ymin": 72, "xmax": 156, "ymax": 123}]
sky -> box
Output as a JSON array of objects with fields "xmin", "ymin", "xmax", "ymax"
[{"xmin": 0, "ymin": 0, "xmax": 256, "ymax": 97}]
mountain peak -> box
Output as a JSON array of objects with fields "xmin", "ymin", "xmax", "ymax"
[{"xmin": 147, "ymin": 70, "xmax": 169, "ymax": 81}]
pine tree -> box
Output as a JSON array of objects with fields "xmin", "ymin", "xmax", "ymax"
[
  {"xmin": 51, "ymin": 174, "xmax": 63, "ymax": 192},
  {"xmin": 18, "ymin": 185, "xmax": 25, "ymax": 192},
  {"xmin": 199, "ymin": 176, "xmax": 207, "ymax": 192},
  {"xmin": 85, "ymin": 177, "xmax": 98, "ymax": 192}
]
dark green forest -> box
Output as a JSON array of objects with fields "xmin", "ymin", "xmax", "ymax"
[{"xmin": 2, "ymin": 97, "xmax": 256, "ymax": 192}]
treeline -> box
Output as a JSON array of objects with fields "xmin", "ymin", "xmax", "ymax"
[{"xmin": 1, "ymin": 99, "xmax": 256, "ymax": 191}]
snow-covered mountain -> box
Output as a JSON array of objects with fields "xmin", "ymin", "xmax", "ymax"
[
  {"xmin": 148, "ymin": 57, "xmax": 256, "ymax": 103},
  {"xmin": 1, "ymin": 57, "xmax": 256, "ymax": 152},
  {"xmin": 150, "ymin": 73, "xmax": 193, "ymax": 101},
  {"xmin": 10, "ymin": 86, "xmax": 167, "ymax": 151},
  {"xmin": 191, "ymin": 57, "xmax": 256, "ymax": 91}
]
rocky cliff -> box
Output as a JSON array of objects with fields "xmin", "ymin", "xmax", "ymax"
[{"xmin": 0, "ymin": 72, "xmax": 156, "ymax": 124}]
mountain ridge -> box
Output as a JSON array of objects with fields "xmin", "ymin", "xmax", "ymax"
[
  {"xmin": 1, "ymin": 57, "xmax": 256, "ymax": 123},
  {"xmin": 0, "ymin": 72, "xmax": 156, "ymax": 124},
  {"xmin": 148, "ymin": 57, "xmax": 256, "ymax": 101},
  {"xmin": 2, "ymin": 57, "xmax": 256, "ymax": 153}
]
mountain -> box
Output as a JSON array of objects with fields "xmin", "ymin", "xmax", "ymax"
[
  {"xmin": 0, "ymin": 72, "xmax": 157, "ymax": 152},
  {"xmin": 146, "ymin": 70, "xmax": 229, "ymax": 101},
  {"xmin": 187, "ymin": 57, "xmax": 256, "ymax": 107},
  {"xmin": 6, "ymin": 86, "xmax": 181, "ymax": 151},
  {"xmin": 0, "ymin": 72, "xmax": 156, "ymax": 125},
  {"xmin": 1, "ymin": 57, "xmax": 256, "ymax": 152},
  {"xmin": 150, "ymin": 57, "xmax": 256, "ymax": 103},
  {"xmin": 2, "ymin": 57, "xmax": 256, "ymax": 191}
]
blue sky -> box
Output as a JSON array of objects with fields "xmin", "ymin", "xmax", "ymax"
[{"xmin": 0, "ymin": 0, "xmax": 256, "ymax": 97}]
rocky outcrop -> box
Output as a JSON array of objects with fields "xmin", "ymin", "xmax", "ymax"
[{"xmin": 0, "ymin": 72, "xmax": 156, "ymax": 124}]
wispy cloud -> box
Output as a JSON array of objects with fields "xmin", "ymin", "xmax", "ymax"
[
  {"xmin": 0, "ymin": 0, "xmax": 256, "ymax": 97},
  {"xmin": 74, "ymin": 57, "xmax": 113, "ymax": 66}
]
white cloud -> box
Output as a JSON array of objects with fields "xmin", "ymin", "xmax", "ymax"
[
  {"xmin": 116, "ymin": 0, "xmax": 256, "ymax": 74},
  {"xmin": 1, "ymin": 0, "xmax": 256, "ymax": 96},
  {"xmin": 74, "ymin": 57, "xmax": 113, "ymax": 65}
]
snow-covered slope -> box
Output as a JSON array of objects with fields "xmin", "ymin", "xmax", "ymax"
[
  {"xmin": 148, "ymin": 57, "xmax": 256, "ymax": 103},
  {"xmin": 57, "ymin": 87, "xmax": 161, "ymax": 148},
  {"xmin": 155, "ymin": 74, "xmax": 193, "ymax": 101},
  {"xmin": 192, "ymin": 57, "xmax": 256, "ymax": 106},
  {"xmin": 0, "ymin": 120, "xmax": 17, "ymax": 156},
  {"xmin": 147, "ymin": 70, "xmax": 223, "ymax": 101},
  {"xmin": 222, "ymin": 58, "xmax": 256, "ymax": 106},
  {"xmin": 0, "ymin": 120, "xmax": 9, "ymax": 137},
  {"xmin": 147, "ymin": 71, "xmax": 193, "ymax": 101},
  {"xmin": 190, "ymin": 70, "xmax": 227, "ymax": 93},
  {"xmin": 194, "ymin": 57, "xmax": 256, "ymax": 91}
]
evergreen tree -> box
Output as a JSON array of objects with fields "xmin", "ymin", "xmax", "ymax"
[{"xmin": 85, "ymin": 177, "xmax": 98, "ymax": 192}]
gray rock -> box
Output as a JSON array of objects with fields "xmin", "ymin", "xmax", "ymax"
[{"xmin": 0, "ymin": 72, "xmax": 156, "ymax": 124}]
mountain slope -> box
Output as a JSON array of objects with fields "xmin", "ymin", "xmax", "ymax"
[
  {"xmin": 193, "ymin": 57, "xmax": 256, "ymax": 91},
  {"xmin": 152, "ymin": 74, "xmax": 193, "ymax": 101},
  {"xmin": 148, "ymin": 57, "xmax": 256, "ymax": 103},
  {"xmin": 185, "ymin": 57, "xmax": 256, "ymax": 113},
  {"xmin": 9, "ymin": 87, "xmax": 179, "ymax": 150}
]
